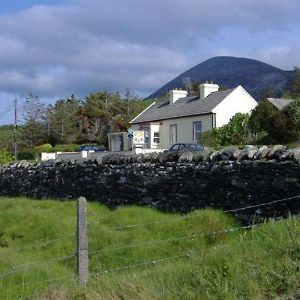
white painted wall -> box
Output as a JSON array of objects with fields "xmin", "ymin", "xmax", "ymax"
[
  {"xmin": 132, "ymin": 115, "xmax": 213, "ymax": 149},
  {"xmin": 212, "ymin": 86, "xmax": 258, "ymax": 127},
  {"xmin": 159, "ymin": 115, "xmax": 213, "ymax": 148}
]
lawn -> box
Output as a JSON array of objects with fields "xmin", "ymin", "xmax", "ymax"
[{"xmin": 0, "ymin": 197, "xmax": 300, "ymax": 299}]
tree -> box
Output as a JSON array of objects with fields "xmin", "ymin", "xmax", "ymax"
[
  {"xmin": 201, "ymin": 113, "xmax": 251, "ymax": 146},
  {"xmin": 248, "ymin": 100, "xmax": 277, "ymax": 134},
  {"xmin": 289, "ymin": 67, "xmax": 300, "ymax": 99},
  {"xmin": 23, "ymin": 93, "xmax": 47, "ymax": 147},
  {"xmin": 47, "ymin": 95, "xmax": 80, "ymax": 144}
]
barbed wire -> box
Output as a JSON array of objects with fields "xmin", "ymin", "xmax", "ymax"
[
  {"xmin": 89, "ymin": 224, "xmax": 253, "ymax": 256},
  {"xmin": 0, "ymin": 233, "xmax": 76, "ymax": 256},
  {"xmin": 20, "ymin": 276, "xmax": 77, "ymax": 300},
  {"xmin": 91, "ymin": 244, "xmax": 227, "ymax": 275},
  {"xmin": 88, "ymin": 194, "xmax": 300, "ymax": 234},
  {"xmin": 1, "ymin": 194, "xmax": 296, "ymax": 258},
  {"xmin": 0, "ymin": 254, "xmax": 76, "ymax": 280},
  {"xmin": 223, "ymin": 194, "xmax": 300, "ymax": 213}
]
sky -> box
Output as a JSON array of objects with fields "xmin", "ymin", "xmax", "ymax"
[{"xmin": 0, "ymin": 0, "xmax": 300, "ymax": 124}]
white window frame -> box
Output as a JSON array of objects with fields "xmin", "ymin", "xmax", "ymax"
[
  {"xmin": 153, "ymin": 131, "xmax": 160, "ymax": 144},
  {"xmin": 170, "ymin": 124, "xmax": 177, "ymax": 144},
  {"xmin": 193, "ymin": 121, "xmax": 202, "ymax": 142}
]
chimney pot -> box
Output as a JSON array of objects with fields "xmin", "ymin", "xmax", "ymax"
[{"xmin": 199, "ymin": 82, "xmax": 219, "ymax": 99}]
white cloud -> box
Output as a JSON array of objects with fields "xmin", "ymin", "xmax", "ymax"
[{"xmin": 0, "ymin": 0, "xmax": 299, "ymax": 121}]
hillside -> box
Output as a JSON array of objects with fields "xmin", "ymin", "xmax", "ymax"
[
  {"xmin": 147, "ymin": 56, "xmax": 295, "ymax": 100},
  {"xmin": 1, "ymin": 197, "xmax": 300, "ymax": 299}
]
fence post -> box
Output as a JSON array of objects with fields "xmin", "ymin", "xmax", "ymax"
[{"xmin": 77, "ymin": 197, "xmax": 89, "ymax": 285}]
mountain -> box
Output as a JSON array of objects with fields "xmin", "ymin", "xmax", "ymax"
[{"xmin": 146, "ymin": 56, "xmax": 295, "ymax": 100}]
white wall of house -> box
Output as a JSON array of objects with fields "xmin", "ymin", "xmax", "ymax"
[
  {"xmin": 131, "ymin": 114, "xmax": 213, "ymax": 149},
  {"xmin": 212, "ymin": 86, "xmax": 257, "ymax": 127}
]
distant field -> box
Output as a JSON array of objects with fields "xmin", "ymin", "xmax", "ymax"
[{"xmin": 0, "ymin": 197, "xmax": 300, "ymax": 299}]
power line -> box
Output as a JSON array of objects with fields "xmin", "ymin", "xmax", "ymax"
[{"xmin": 0, "ymin": 102, "xmax": 14, "ymax": 120}]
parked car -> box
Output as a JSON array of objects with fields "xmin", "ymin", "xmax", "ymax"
[
  {"xmin": 165, "ymin": 143, "xmax": 204, "ymax": 153},
  {"xmin": 79, "ymin": 145, "xmax": 106, "ymax": 152},
  {"xmin": 163, "ymin": 143, "xmax": 204, "ymax": 160}
]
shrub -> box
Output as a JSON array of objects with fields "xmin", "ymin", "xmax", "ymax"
[
  {"xmin": 52, "ymin": 144, "xmax": 80, "ymax": 152},
  {"xmin": 201, "ymin": 113, "xmax": 252, "ymax": 147},
  {"xmin": 18, "ymin": 150, "xmax": 36, "ymax": 161},
  {"xmin": 34, "ymin": 144, "xmax": 53, "ymax": 154},
  {"xmin": 0, "ymin": 149, "xmax": 14, "ymax": 164}
]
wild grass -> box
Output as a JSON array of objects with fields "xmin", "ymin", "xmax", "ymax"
[{"xmin": 0, "ymin": 197, "xmax": 300, "ymax": 299}]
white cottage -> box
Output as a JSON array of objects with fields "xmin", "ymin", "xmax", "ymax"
[{"xmin": 130, "ymin": 83, "xmax": 257, "ymax": 149}]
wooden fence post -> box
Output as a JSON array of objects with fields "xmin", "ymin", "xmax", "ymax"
[{"xmin": 77, "ymin": 197, "xmax": 89, "ymax": 285}]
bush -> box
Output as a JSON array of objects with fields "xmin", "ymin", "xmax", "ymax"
[
  {"xmin": 34, "ymin": 144, "xmax": 53, "ymax": 154},
  {"xmin": 0, "ymin": 149, "xmax": 14, "ymax": 164},
  {"xmin": 201, "ymin": 113, "xmax": 253, "ymax": 147},
  {"xmin": 18, "ymin": 151, "xmax": 35, "ymax": 161},
  {"xmin": 52, "ymin": 144, "xmax": 80, "ymax": 152}
]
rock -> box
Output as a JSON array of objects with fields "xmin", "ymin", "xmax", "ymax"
[
  {"xmin": 220, "ymin": 146, "xmax": 239, "ymax": 160},
  {"xmin": 267, "ymin": 145, "xmax": 287, "ymax": 159},
  {"xmin": 238, "ymin": 145, "xmax": 258, "ymax": 160},
  {"xmin": 253, "ymin": 146, "xmax": 270, "ymax": 160},
  {"xmin": 291, "ymin": 147, "xmax": 300, "ymax": 161},
  {"xmin": 178, "ymin": 151, "xmax": 194, "ymax": 162}
]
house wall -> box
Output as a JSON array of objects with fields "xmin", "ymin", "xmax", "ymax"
[
  {"xmin": 132, "ymin": 114, "xmax": 213, "ymax": 149},
  {"xmin": 212, "ymin": 86, "xmax": 258, "ymax": 127}
]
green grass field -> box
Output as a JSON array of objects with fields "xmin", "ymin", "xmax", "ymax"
[{"xmin": 0, "ymin": 197, "xmax": 300, "ymax": 299}]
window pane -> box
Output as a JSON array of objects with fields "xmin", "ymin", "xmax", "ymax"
[
  {"xmin": 193, "ymin": 122, "xmax": 202, "ymax": 142},
  {"xmin": 171, "ymin": 144, "xmax": 179, "ymax": 150},
  {"xmin": 170, "ymin": 125, "xmax": 177, "ymax": 143}
]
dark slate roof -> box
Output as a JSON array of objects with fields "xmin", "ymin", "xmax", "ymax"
[
  {"xmin": 267, "ymin": 98, "xmax": 294, "ymax": 110},
  {"xmin": 131, "ymin": 89, "xmax": 234, "ymax": 124}
]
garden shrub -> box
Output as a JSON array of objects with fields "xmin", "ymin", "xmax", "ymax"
[{"xmin": 0, "ymin": 149, "xmax": 14, "ymax": 164}]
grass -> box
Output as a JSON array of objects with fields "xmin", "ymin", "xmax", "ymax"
[{"xmin": 0, "ymin": 197, "xmax": 300, "ymax": 299}]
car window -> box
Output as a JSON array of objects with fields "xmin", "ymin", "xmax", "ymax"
[
  {"xmin": 196, "ymin": 144, "xmax": 203, "ymax": 151},
  {"xmin": 188, "ymin": 144, "xmax": 196, "ymax": 150},
  {"xmin": 178, "ymin": 144, "xmax": 186, "ymax": 150},
  {"xmin": 170, "ymin": 144, "xmax": 180, "ymax": 151}
]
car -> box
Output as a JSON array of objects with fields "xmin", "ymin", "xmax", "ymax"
[
  {"xmin": 163, "ymin": 143, "xmax": 204, "ymax": 160},
  {"xmin": 79, "ymin": 145, "xmax": 106, "ymax": 152},
  {"xmin": 165, "ymin": 143, "xmax": 204, "ymax": 153}
]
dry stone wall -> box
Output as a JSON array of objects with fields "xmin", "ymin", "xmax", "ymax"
[{"xmin": 1, "ymin": 145, "xmax": 300, "ymax": 221}]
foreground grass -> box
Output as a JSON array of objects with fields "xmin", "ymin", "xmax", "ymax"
[{"xmin": 0, "ymin": 197, "xmax": 300, "ymax": 299}]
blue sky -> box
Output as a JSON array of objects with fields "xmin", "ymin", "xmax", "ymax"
[{"xmin": 0, "ymin": 0, "xmax": 300, "ymax": 124}]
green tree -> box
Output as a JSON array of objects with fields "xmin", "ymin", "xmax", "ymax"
[
  {"xmin": 23, "ymin": 93, "xmax": 47, "ymax": 147},
  {"xmin": 248, "ymin": 100, "xmax": 277, "ymax": 134},
  {"xmin": 47, "ymin": 95, "xmax": 80, "ymax": 144},
  {"xmin": 201, "ymin": 113, "xmax": 251, "ymax": 147},
  {"xmin": 289, "ymin": 67, "xmax": 300, "ymax": 99}
]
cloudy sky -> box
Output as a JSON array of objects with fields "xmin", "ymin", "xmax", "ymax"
[{"xmin": 0, "ymin": 0, "xmax": 300, "ymax": 124}]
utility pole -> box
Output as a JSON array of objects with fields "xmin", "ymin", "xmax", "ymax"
[{"xmin": 14, "ymin": 98, "xmax": 18, "ymax": 160}]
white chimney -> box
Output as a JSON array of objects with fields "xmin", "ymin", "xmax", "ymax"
[
  {"xmin": 169, "ymin": 89, "xmax": 188, "ymax": 104},
  {"xmin": 199, "ymin": 82, "xmax": 219, "ymax": 99}
]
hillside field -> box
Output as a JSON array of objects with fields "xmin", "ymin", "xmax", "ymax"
[{"xmin": 0, "ymin": 197, "xmax": 300, "ymax": 299}]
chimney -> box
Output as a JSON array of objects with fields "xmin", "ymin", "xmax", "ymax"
[
  {"xmin": 199, "ymin": 82, "xmax": 219, "ymax": 99},
  {"xmin": 169, "ymin": 89, "xmax": 188, "ymax": 104}
]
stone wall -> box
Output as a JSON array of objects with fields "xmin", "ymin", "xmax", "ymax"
[{"xmin": 1, "ymin": 145, "xmax": 300, "ymax": 222}]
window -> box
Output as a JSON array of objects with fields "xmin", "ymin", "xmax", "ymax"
[
  {"xmin": 170, "ymin": 144, "xmax": 180, "ymax": 151},
  {"xmin": 153, "ymin": 132, "xmax": 160, "ymax": 144},
  {"xmin": 193, "ymin": 122, "xmax": 202, "ymax": 142},
  {"xmin": 170, "ymin": 124, "xmax": 177, "ymax": 143}
]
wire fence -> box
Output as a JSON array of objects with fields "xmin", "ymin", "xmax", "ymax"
[{"xmin": 0, "ymin": 194, "xmax": 299, "ymax": 299}]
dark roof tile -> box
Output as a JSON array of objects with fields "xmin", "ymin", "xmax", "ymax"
[{"xmin": 131, "ymin": 89, "xmax": 234, "ymax": 124}]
